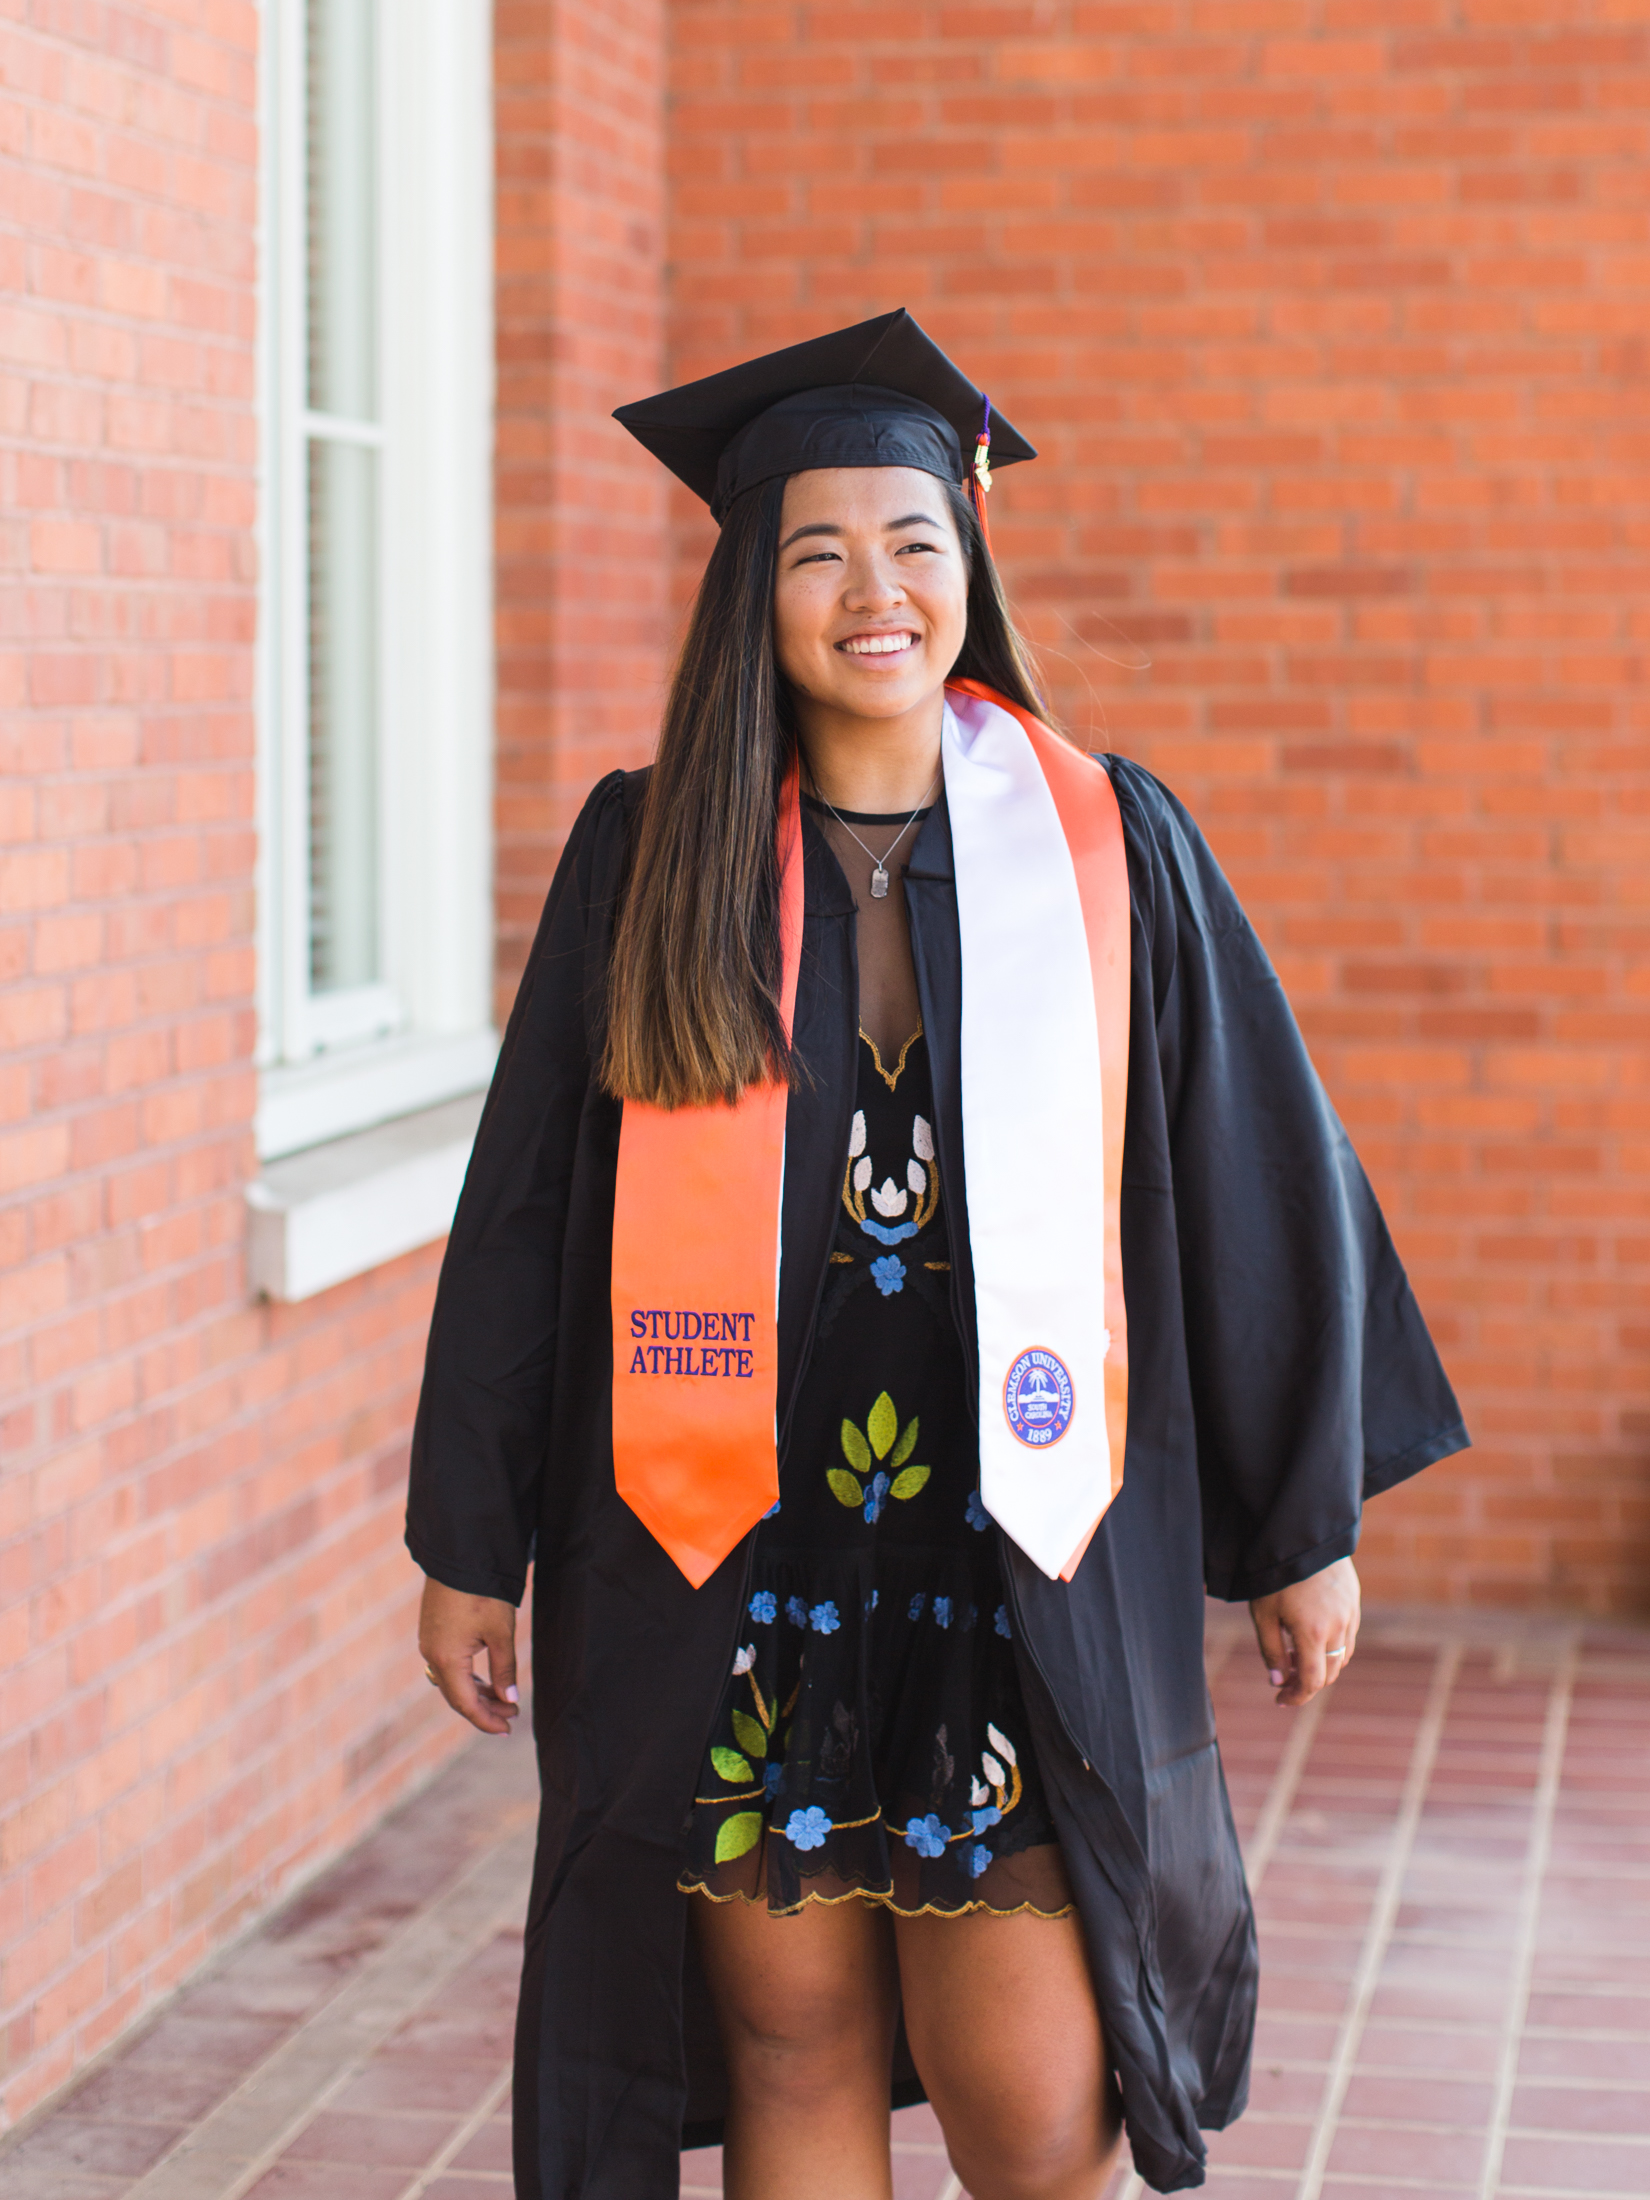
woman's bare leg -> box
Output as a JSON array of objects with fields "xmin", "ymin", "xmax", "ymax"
[
  {"xmin": 894, "ymin": 1905, "xmax": 1123, "ymax": 2200},
  {"xmin": 691, "ymin": 1892, "xmax": 900, "ymax": 2200}
]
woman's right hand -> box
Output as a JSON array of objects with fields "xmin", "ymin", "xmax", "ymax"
[{"xmin": 419, "ymin": 1578, "xmax": 521, "ymax": 1735}]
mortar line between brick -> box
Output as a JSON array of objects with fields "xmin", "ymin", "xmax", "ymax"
[
  {"xmin": 120, "ymin": 1821, "xmax": 534, "ymax": 2200},
  {"xmin": 1292, "ymin": 1639, "xmax": 1463, "ymax": 2200},
  {"xmin": 1475, "ymin": 1624, "xmax": 1581, "ymax": 2200},
  {"xmin": 393, "ymin": 2058, "xmax": 512, "ymax": 2200}
]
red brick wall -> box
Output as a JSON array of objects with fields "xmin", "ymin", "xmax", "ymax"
[
  {"xmin": 0, "ymin": 0, "xmax": 668, "ymax": 2132},
  {"xmin": 494, "ymin": 0, "xmax": 670, "ymax": 1010},
  {"xmin": 667, "ymin": 0, "xmax": 1650, "ymax": 1613},
  {"xmin": 0, "ymin": 1, "xmax": 460, "ymax": 2128}
]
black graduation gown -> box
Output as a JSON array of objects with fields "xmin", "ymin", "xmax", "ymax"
[{"xmin": 405, "ymin": 758, "xmax": 1467, "ymax": 2198}]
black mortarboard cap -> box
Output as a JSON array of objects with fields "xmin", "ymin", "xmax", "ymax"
[{"xmin": 613, "ymin": 309, "xmax": 1036, "ymax": 523}]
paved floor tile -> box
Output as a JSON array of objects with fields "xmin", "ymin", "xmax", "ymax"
[
  {"xmin": 0, "ymin": 2115, "xmax": 182, "ymax": 2179},
  {"xmin": 330, "ymin": 2059, "xmax": 501, "ymax": 2115},
  {"xmin": 1204, "ymin": 2114, "xmax": 1314, "ymax": 2171},
  {"xmin": 1338, "ymin": 2072, "xmax": 1495, "ymax": 2125},
  {"xmin": 282, "ymin": 2107, "xmax": 467, "ymax": 2168},
  {"xmin": 449, "ymin": 2117, "xmax": 512, "ymax": 2173},
  {"xmin": 241, "ymin": 2169, "xmax": 412, "ymax": 2199},
  {"xmin": 1326, "ymin": 2122, "xmax": 1491, "ymax": 2182},
  {"xmin": 6, "ymin": 1609, "xmax": 1647, "ymax": 2200},
  {"xmin": 1510, "ymin": 2083, "xmax": 1650, "ymax": 2137},
  {"xmin": 1500, "ymin": 2131, "xmax": 1650, "ymax": 2191},
  {"xmin": 1519, "ymin": 2035, "xmax": 1650, "ymax": 2083}
]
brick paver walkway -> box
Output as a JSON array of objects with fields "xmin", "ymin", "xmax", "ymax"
[{"xmin": 3, "ymin": 1607, "xmax": 1646, "ymax": 2199}]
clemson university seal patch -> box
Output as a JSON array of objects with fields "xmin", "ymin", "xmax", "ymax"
[{"xmin": 1002, "ymin": 1348, "xmax": 1075, "ymax": 1449}]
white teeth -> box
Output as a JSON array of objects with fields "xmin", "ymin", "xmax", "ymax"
[{"xmin": 842, "ymin": 633, "xmax": 914, "ymax": 656}]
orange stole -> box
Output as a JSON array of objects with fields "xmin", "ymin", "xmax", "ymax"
[
  {"xmin": 608, "ymin": 775, "xmax": 805, "ymax": 1588},
  {"xmin": 947, "ymin": 681, "xmax": 1131, "ymax": 1580}
]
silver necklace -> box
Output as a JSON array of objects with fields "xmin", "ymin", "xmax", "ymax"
[{"xmin": 810, "ymin": 772, "xmax": 939, "ymax": 900}]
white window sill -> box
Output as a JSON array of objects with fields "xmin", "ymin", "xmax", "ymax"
[
  {"xmin": 256, "ymin": 1027, "xmax": 499, "ymax": 1160},
  {"xmin": 246, "ymin": 1089, "xmax": 485, "ymax": 1303}
]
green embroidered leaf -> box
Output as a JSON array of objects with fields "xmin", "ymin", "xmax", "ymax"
[
  {"xmin": 868, "ymin": 1391, "xmax": 898, "ymax": 1460},
  {"xmin": 840, "ymin": 1420, "xmax": 872, "ymax": 1473},
  {"xmin": 710, "ymin": 1748, "xmax": 753, "ymax": 1785},
  {"xmin": 890, "ymin": 1465, "xmax": 930, "ymax": 1501},
  {"xmin": 715, "ymin": 1811, "xmax": 763, "ymax": 1863},
  {"xmin": 890, "ymin": 1415, "xmax": 919, "ymax": 1469},
  {"xmin": 731, "ymin": 1710, "xmax": 767, "ymax": 1759},
  {"xmin": 827, "ymin": 1468, "xmax": 864, "ymax": 1509}
]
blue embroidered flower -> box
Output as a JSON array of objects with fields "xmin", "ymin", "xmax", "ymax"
[
  {"xmin": 908, "ymin": 1592, "xmax": 927, "ymax": 1622},
  {"xmin": 869, "ymin": 1254, "xmax": 906, "ymax": 1297},
  {"xmin": 971, "ymin": 1804, "xmax": 1002, "ymax": 1835},
  {"xmin": 761, "ymin": 1499, "xmax": 781, "ymax": 1520},
  {"xmin": 786, "ymin": 1595, "xmax": 808, "ymax": 1628},
  {"xmin": 748, "ymin": 1590, "xmax": 777, "ymax": 1624},
  {"xmin": 863, "ymin": 1470, "xmax": 890, "ymax": 1525},
  {"xmin": 903, "ymin": 1813, "xmax": 948, "ymax": 1859},
  {"xmin": 932, "ymin": 1596, "xmax": 953, "ymax": 1630},
  {"xmin": 968, "ymin": 1843, "xmax": 993, "ymax": 1878},
  {"xmin": 764, "ymin": 1761, "xmax": 784, "ymax": 1798},
  {"xmin": 994, "ymin": 1603, "xmax": 1012, "ymax": 1639},
  {"xmin": 809, "ymin": 1600, "xmax": 840, "ymax": 1635},
  {"xmin": 965, "ymin": 1489, "xmax": 992, "ymax": 1531},
  {"xmin": 785, "ymin": 1806, "xmax": 832, "ymax": 1851}
]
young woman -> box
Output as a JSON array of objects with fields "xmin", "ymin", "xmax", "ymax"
[{"xmin": 407, "ymin": 311, "xmax": 1466, "ymax": 2200}]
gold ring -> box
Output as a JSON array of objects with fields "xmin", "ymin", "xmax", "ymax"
[{"xmin": 1327, "ymin": 1646, "xmax": 1347, "ymax": 1657}]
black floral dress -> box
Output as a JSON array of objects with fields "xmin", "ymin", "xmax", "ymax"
[{"xmin": 680, "ymin": 1026, "xmax": 1068, "ymax": 1918}]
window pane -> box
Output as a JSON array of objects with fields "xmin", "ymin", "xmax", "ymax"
[
  {"xmin": 306, "ymin": 0, "xmax": 376, "ymax": 420},
  {"xmin": 307, "ymin": 437, "xmax": 379, "ymax": 994}
]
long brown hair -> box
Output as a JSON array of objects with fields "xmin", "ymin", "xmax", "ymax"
[{"xmin": 602, "ymin": 476, "xmax": 1054, "ymax": 1110}]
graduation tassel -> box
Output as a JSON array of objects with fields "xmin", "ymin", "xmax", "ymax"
[{"xmin": 970, "ymin": 394, "xmax": 995, "ymax": 555}]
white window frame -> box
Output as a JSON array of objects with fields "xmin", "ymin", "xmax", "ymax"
[{"xmin": 255, "ymin": 0, "xmax": 496, "ymax": 1164}]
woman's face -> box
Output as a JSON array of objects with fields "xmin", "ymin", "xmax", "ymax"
[{"xmin": 771, "ymin": 466, "xmax": 970, "ymax": 726}]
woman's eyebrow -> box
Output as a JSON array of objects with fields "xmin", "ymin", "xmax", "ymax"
[
  {"xmin": 778, "ymin": 512, "xmax": 945, "ymax": 552},
  {"xmin": 778, "ymin": 522, "xmax": 843, "ymax": 550}
]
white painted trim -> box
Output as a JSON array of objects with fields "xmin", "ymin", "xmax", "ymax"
[
  {"xmin": 379, "ymin": 0, "xmax": 496, "ymax": 1046},
  {"xmin": 303, "ymin": 409, "xmax": 386, "ymax": 447},
  {"xmin": 253, "ymin": 0, "xmax": 495, "ymax": 1114},
  {"xmin": 253, "ymin": 0, "xmax": 278, "ymax": 1069},
  {"xmin": 246, "ymin": 1090, "xmax": 485, "ymax": 1302},
  {"xmin": 255, "ymin": 1026, "xmax": 498, "ymax": 1160}
]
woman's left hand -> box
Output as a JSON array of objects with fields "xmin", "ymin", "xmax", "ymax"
[{"xmin": 1249, "ymin": 1557, "xmax": 1360, "ymax": 1707}]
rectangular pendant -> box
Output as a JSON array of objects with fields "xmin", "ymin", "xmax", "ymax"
[{"xmin": 871, "ymin": 865, "xmax": 889, "ymax": 899}]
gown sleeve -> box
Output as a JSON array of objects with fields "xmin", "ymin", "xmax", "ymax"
[
  {"xmin": 404, "ymin": 771, "xmax": 629, "ymax": 1604},
  {"xmin": 1110, "ymin": 761, "xmax": 1469, "ymax": 1604}
]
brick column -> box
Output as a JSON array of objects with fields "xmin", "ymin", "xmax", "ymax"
[{"xmin": 493, "ymin": 0, "xmax": 671, "ymax": 1018}]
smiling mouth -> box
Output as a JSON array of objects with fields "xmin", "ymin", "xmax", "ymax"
[{"xmin": 839, "ymin": 632, "xmax": 918, "ymax": 657}]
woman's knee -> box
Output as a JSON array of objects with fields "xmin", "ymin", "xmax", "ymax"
[
  {"xmin": 944, "ymin": 2089, "xmax": 1122, "ymax": 2200},
  {"xmin": 935, "ymin": 2063, "xmax": 1122, "ymax": 2200},
  {"xmin": 718, "ymin": 1969, "xmax": 880, "ymax": 2063},
  {"xmin": 694, "ymin": 1896, "xmax": 896, "ymax": 2098}
]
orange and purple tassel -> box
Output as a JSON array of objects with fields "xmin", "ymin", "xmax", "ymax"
[{"xmin": 970, "ymin": 395, "xmax": 995, "ymax": 555}]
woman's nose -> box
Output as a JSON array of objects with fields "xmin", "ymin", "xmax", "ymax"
[{"xmin": 842, "ymin": 558, "xmax": 903, "ymax": 609}]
